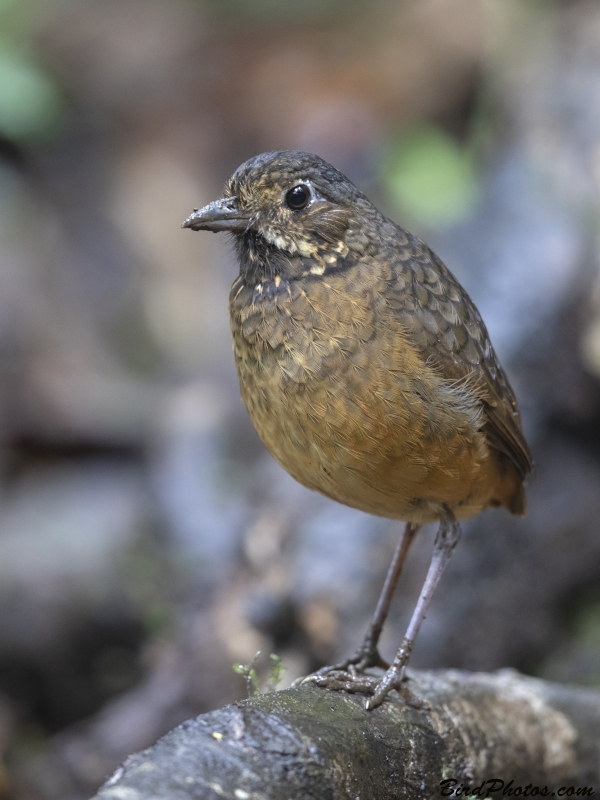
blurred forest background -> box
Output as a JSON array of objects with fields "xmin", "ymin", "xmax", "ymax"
[{"xmin": 1, "ymin": 0, "xmax": 600, "ymax": 797}]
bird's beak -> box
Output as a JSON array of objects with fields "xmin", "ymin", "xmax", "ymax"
[{"xmin": 182, "ymin": 197, "xmax": 250, "ymax": 233}]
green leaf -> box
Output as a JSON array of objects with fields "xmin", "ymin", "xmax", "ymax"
[
  {"xmin": 232, "ymin": 652, "xmax": 261, "ymax": 697},
  {"xmin": 0, "ymin": 46, "xmax": 64, "ymax": 143},
  {"xmin": 266, "ymin": 653, "xmax": 286, "ymax": 693},
  {"xmin": 382, "ymin": 125, "xmax": 479, "ymax": 227}
]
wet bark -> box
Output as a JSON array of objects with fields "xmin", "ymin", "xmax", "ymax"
[{"xmin": 93, "ymin": 669, "xmax": 600, "ymax": 800}]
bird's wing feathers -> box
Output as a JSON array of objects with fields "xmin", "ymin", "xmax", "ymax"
[{"xmin": 386, "ymin": 233, "xmax": 532, "ymax": 479}]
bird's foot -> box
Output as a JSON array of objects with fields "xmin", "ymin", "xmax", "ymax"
[
  {"xmin": 291, "ymin": 639, "xmax": 388, "ymax": 690},
  {"xmin": 295, "ymin": 663, "xmax": 424, "ymax": 710},
  {"xmin": 298, "ymin": 669, "xmax": 383, "ymax": 695},
  {"xmin": 364, "ymin": 664, "xmax": 408, "ymax": 709}
]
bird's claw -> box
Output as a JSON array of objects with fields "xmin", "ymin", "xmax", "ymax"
[
  {"xmin": 298, "ymin": 669, "xmax": 383, "ymax": 694},
  {"xmin": 296, "ymin": 640, "xmax": 389, "ymax": 686},
  {"xmin": 364, "ymin": 664, "xmax": 407, "ymax": 709},
  {"xmin": 294, "ymin": 663, "xmax": 424, "ymax": 710}
]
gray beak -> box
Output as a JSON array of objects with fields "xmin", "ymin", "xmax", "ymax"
[{"xmin": 182, "ymin": 197, "xmax": 250, "ymax": 233}]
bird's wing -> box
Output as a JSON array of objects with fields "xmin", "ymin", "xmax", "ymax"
[{"xmin": 386, "ymin": 233, "xmax": 533, "ymax": 480}]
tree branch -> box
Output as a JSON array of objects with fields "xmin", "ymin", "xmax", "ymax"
[{"xmin": 93, "ymin": 670, "xmax": 600, "ymax": 800}]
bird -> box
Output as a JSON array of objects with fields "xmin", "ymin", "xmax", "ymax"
[{"xmin": 182, "ymin": 150, "xmax": 532, "ymax": 709}]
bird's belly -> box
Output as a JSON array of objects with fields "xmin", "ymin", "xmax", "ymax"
[{"xmin": 232, "ymin": 322, "xmax": 495, "ymax": 524}]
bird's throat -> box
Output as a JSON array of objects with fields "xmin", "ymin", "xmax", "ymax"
[{"xmin": 235, "ymin": 231, "xmax": 285, "ymax": 286}]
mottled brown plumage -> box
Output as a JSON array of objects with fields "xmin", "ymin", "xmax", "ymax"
[{"xmin": 183, "ymin": 150, "xmax": 532, "ymax": 708}]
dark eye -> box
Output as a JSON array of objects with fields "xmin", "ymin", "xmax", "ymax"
[{"xmin": 286, "ymin": 184, "xmax": 310, "ymax": 210}]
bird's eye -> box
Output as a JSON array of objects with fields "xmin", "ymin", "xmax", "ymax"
[{"xmin": 286, "ymin": 184, "xmax": 310, "ymax": 210}]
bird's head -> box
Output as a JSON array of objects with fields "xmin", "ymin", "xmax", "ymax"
[{"xmin": 183, "ymin": 150, "xmax": 384, "ymax": 283}]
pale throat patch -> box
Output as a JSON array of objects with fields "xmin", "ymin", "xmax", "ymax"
[
  {"xmin": 260, "ymin": 226, "xmax": 317, "ymax": 258},
  {"xmin": 259, "ymin": 226, "xmax": 349, "ymax": 275}
]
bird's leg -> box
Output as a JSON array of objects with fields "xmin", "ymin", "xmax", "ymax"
[
  {"xmin": 365, "ymin": 513, "xmax": 461, "ymax": 708},
  {"xmin": 293, "ymin": 522, "xmax": 419, "ymax": 686},
  {"xmin": 304, "ymin": 514, "xmax": 460, "ymax": 708},
  {"xmin": 343, "ymin": 521, "xmax": 421, "ymax": 672}
]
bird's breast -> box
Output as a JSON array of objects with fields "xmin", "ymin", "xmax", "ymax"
[{"xmin": 229, "ymin": 269, "xmax": 494, "ymax": 522}]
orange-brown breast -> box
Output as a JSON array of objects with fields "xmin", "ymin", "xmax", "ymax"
[{"xmin": 229, "ymin": 253, "xmax": 526, "ymax": 524}]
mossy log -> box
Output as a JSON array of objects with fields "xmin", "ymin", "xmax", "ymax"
[{"xmin": 93, "ymin": 670, "xmax": 600, "ymax": 800}]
